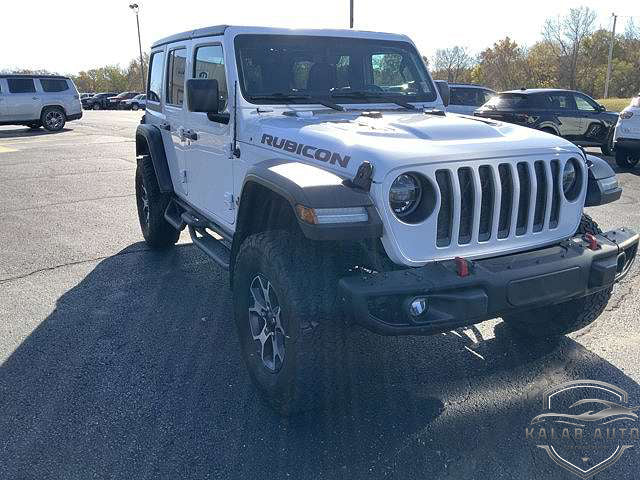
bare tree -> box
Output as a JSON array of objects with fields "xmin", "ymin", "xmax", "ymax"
[
  {"xmin": 432, "ymin": 46, "xmax": 474, "ymax": 82},
  {"xmin": 542, "ymin": 6, "xmax": 597, "ymax": 89}
]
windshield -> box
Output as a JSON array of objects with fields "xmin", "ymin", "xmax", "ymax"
[
  {"xmin": 234, "ymin": 34, "xmax": 437, "ymax": 105},
  {"xmin": 483, "ymin": 93, "xmax": 530, "ymax": 109}
]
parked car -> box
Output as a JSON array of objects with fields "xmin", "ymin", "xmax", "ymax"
[
  {"xmin": 135, "ymin": 25, "xmax": 635, "ymax": 415},
  {"xmin": 447, "ymin": 83, "xmax": 495, "ymax": 115},
  {"xmin": 613, "ymin": 94, "xmax": 640, "ymax": 168},
  {"xmin": 83, "ymin": 92, "xmax": 117, "ymax": 110},
  {"xmin": 121, "ymin": 94, "xmax": 146, "ymax": 110},
  {"xmin": 0, "ymin": 74, "xmax": 82, "ymax": 131},
  {"xmin": 80, "ymin": 93, "xmax": 94, "ymax": 100},
  {"xmin": 475, "ymin": 89, "xmax": 619, "ymax": 155},
  {"xmin": 107, "ymin": 91, "xmax": 140, "ymax": 110}
]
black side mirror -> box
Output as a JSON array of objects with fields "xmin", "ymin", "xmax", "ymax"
[
  {"xmin": 597, "ymin": 103, "xmax": 606, "ymax": 112},
  {"xmin": 434, "ymin": 80, "xmax": 450, "ymax": 107},
  {"xmin": 187, "ymin": 78, "xmax": 220, "ymax": 114}
]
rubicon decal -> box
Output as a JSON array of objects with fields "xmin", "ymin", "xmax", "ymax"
[{"xmin": 260, "ymin": 134, "xmax": 351, "ymax": 168}]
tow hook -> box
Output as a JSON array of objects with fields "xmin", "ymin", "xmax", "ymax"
[
  {"xmin": 454, "ymin": 257, "xmax": 471, "ymax": 277},
  {"xmin": 583, "ymin": 233, "xmax": 601, "ymax": 251}
]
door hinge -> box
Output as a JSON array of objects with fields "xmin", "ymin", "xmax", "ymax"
[
  {"xmin": 224, "ymin": 192, "xmax": 235, "ymax": 210},
  {"xmin": 181, "ymin": 169, "xmax": 188, "ymax": 183}
]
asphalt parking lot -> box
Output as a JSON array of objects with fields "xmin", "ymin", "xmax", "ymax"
[{"xmin": 1, "ymin": 111, "xmax": 639, "ymax": 479}]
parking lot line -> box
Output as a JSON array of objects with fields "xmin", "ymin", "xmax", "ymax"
[{"xmin": 0, "ymin": 145, "xmax": 18, "ymax": 153}]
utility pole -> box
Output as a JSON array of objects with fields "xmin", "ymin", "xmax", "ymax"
[
  {"xmin": 129, "ymin": 3, "xmax": 146, "ymax": 92},
  {"xmin": 350, "ymin": 0, "xmax": 354, "ymax": 28},
  {"xmin": 604, "ymin": 13, "xmax": 617, "ymax": 99}
]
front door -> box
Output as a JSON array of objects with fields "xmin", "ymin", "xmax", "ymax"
[
  {"xmin": 5, "ymin": 78, "xmax": 41, "ymax": 121},
  {"xmin": 183, "ymin": 42, "xmax": 235, "ymax": 225},
  {"xmin": 574, "ymin": 93, "xmax": 607, "ymax": 144}
]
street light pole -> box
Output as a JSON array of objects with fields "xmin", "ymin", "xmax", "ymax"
[
  {"xmin": 604, "ymin": 13, "xmax": 617, "ymax": 99},
  {"xmin": 129, "ymin": 3, "xmax": 146, "ymax": 92},
  {"xmin": 350, "ymin": 0, "xmax": 354, "ymax": 28}
]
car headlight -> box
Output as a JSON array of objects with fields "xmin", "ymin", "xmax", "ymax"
[
  {"xmin": 389, "ymin": 173, "xmax": 422, "ymax": 218},
  {"xmin": 562, "ymin": 158, "xmax": 582, "ymax": 201},
  {"xmin": 620, "ymin": 111, "xmax": 634, "ymax": 120}
]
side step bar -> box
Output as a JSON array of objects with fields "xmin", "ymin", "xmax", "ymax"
[{"xmin": 163, "ymin": 198, "xmax": 232, "ymax": 271}]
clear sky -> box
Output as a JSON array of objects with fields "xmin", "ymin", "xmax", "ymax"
[{"xmin": 1, "ymin": 0, "xmax": 636, "ymax": 74}]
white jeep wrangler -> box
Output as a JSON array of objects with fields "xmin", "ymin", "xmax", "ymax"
[{"xmin": 135, "ymin": 26, "xmax": 638, "ymax": 414}]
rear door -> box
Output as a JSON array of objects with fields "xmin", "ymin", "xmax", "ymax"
[
  {"xmin": 545, "ymin": 92, "xmax": 581, "ymax": 138},
  {"xmin": 5, "ymin": 78, "xmax": 41, "ymax": 120},
  {"xmin": 183, "ymin": 41, "xmax": 234, "ymax": 224}
]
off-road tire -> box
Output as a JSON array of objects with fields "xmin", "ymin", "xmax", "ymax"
[
  {"xmin": 40, "ymin": 107, "xmax": 66, "ymax": 132},
  {"xmin": 233, "ymin": 230, "xmax": 344, "ymax": 415},
  {"xmin": 135, "ymin": 154, "xmax": 180, "ymax": 248},
  {"xmin": 502, "ymin": 214, "xmax": 612, "ymax": 338},
  {"xmin": 615, "ymin": 147, "xmax": 640, "ymax": 169}
]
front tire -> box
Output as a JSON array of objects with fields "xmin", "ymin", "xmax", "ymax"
[
  {"xmin": 502, "ymin": 214, "xmax": 612, "ymax": 338},
  {"xmin": 601, "ymin": 131, "xmax": 614, "ymax": 156},
  {"xmin": 92, "ymin": 103, "xmax": 101, "ymax": 110},
  {"xmin": 233, "ymin": 230, "xmax": 343, "ymax": 415},
  {"xmin": 615, "ymin": 147, "xmax": 640, "ymax": 169},
  {"xmin": 131, "ymin": 103, "xmax": 139, "ymax": 111},
  {"xmin": 41, "ymin": 107, "xmax": 66, "ymax": 131},
  {"xmin": 135, "ymin": 155, "xmax": 180, "ymax": 248}
]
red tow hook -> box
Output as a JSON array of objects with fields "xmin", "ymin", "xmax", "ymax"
[
  {"xmin": 454, "ymin": 257, "xmax": 470, "ymax": 277},
  {"xmin": 584, "ymin": 233, "xmax": 601, "ymax": 251}
]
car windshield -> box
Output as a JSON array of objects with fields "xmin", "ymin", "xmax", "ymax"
[
  {"xmin": 483, "ymin": 93, "xmax": 530, "ymax": 109},
  {"xmin": 234, "ymin": 34, "xmax": 437, "ymax": 105}
]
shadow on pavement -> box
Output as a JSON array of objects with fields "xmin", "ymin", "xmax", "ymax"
[
  {"xmin": 0, "ymin": 127, "xmax": 72, "ymax": 138},
  {"xmin": 1, "ymin": 244, "xmax": 638, "ymax": 479}
]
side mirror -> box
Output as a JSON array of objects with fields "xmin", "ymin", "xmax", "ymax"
[
  {"xmin": 187, "ymin": 78, "xmax": 219, "ymax": 114},
  {"xmin": 597, "ymin": 103, "xmax": 606, "ymax": 112},
  {"xmin": 434, "ymin": 80, "xmax": 450, "ymax": 107}
]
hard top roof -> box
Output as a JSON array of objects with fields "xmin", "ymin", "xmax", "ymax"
[
  {"xmin": 0, "ymin": 74, "xmax": 69, "ymax": 80},
  {"xmin": 151, "ymin": 25, "xmax": 410, "ymax": 48},
  {"xmin": 500, "ymin": 88, "xmax": 579, "ymax": 95}
]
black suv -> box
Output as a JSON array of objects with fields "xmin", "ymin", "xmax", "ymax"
[
  {"xmin": 106, "ymin": 91, "xmax": 140, "ymax": 110},
  {"xmin": 475, "ymin": 89, "xmax": 619, "ymax": 155},
  {"xmin": 83, "ymin": 92, "xmax": 117, "ymax": 110}
]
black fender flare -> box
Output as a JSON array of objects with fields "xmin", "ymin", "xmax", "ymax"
[
  {"xmin": 584, "ymin": 154, "xmax": 622, "ymax": 206},
  {"xmin": 135, "ymin": 124, "xmax": 174, "ymax": 193},
  {"xmin": 239, "ymin": 159, "xmax": 382, "ymax": 241}
]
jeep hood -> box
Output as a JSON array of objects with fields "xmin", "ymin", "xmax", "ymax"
[{"xmin": 243, "ymin": 111, "xmax": 583, "ymax": 181}]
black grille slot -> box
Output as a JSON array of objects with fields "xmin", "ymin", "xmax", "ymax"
[
  {"xmin": 533, "ymin": 161, "xmax": 547, "ymax": 232},
  {"xmin": 549, "ymin": 160, "xmax": 561, "ymax": 229},
  {"xmin": 516, "ymin": 162, "xmax": 530, "ymax": 235},
  {"xmin": 435, "ymin": 170, "xmax": 453, "ymax": 247},
  {"xmin": 457, "ymin": 167, "xmax": 474, "ymax": 244},
  {"xmin": 478, "ymin": 166, "xmax": 494, "ymax": 241},
  {"xmin": 497, "ymin": 164, "xmax": 512, "ymax": 239}
]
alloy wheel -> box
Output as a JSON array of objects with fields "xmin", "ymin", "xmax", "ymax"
[
  {"xmin": 248, "ymin": 274, "xmax": 285, "ymax": 373},
  {"xmin": 45, "ymin": 110, "xmax": 64, "ymax": 130}
]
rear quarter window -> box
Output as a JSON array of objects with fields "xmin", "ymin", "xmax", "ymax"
[
  {"xmin": 485, "ymin": 93, "xmax": 530, "ymax": 109},
  {"xmin": 40, "ymin": 79, "xmax": 69, "ymax": 92}
]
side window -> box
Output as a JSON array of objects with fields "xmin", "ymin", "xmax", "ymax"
[
  {"xmin": 40, "ymin": 79, "xmax": 69, "ymax": 92},
  {"xmin": 575, "ymin": 94, "xmax": 596, "ymax": 112},
  {"xmin": 148, "ymin": 51, "xmax": 165, "ymax": 102},
  {"xmin": 7, "ymin": 78, "xmax": 36, "ymax": 93},
  {"xmin": 480, "ymin": 90, "xmax": 494, "ymax": 106},
  {"xmin": 548, "ymin": 94, "xmax": 573, "ymax": 110},
  {"xmin": 193, "ymin": 45, "xmax": 228, "ymax": 110},
  {"xmin": 166, "ymin": 48, "xmax": 187, "ymax": 106}
]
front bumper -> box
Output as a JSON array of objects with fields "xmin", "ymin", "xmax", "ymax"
[{"xmin": 339, "ymin": 228, "xmax": 638, "ymax": 335}]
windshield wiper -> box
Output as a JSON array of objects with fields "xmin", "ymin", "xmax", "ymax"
[
  {"xmin": 330, "ymin": 90, "xmax": 417, "ymax": 110},
  {"xmin": 249, "ymin": 93, "xmax": 345, "ymax": 111}
]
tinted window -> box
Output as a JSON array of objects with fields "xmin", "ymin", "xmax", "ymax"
[
  {"xmin": 484, "ymin": 93, "xmax": 529, "ymax": 109},
  {"xmin": 451, "ymin": 87, "xmax": 487, "ymax": 106},
  {"xmin": 148, "ymin": 51, "xmax": 165, "ymax": 102},
  {"xmin": 166, "ymin": 48, "xmax": 187, "ymax": 106},
  {"xmin": 235, "ymin": 34, "xmax": 436, "ymax": 104},
  {"xmin": 40, "ymin": 79, "xmax": 69, "ymax": 92},
  {"xmin": 544, "ymin": 93, "xmax": 575, "ymax": 110},
  {"xmin": 194, "ymin": 45, "xmax": 228, "ymax": 110},
  {"xmin": 7, "ymin": 78, "xmax": 36, "ymax": 93}
]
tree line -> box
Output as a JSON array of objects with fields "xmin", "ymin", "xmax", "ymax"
[{"xmin": 429, "ymin": 6, "xmax": 640, "ymax": 98}]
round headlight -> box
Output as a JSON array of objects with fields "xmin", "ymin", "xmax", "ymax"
[
  {"xmin": 390, "ymin": 173, "xmax": 422, "ymax": 218},
  {"xmin": 562, "ymin": 160, "xmax": 577, "ymax": 195}
]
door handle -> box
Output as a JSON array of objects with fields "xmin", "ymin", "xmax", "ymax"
[{"xmin": 159, "ymin": 122, "xmax": 171, "ymax": 131}]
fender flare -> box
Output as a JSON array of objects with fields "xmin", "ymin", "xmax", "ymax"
[
  {"xmin": 239, "ymin": 159, "xmax": 382, "ymax": 241},
  {"xmin": 537, "ymin": 122, "xmax": 560, "ymax": 135},
  {"xmin": 135, "ymin": 123, "xmax": 174, "ymax": 193},
  {"xmin": 584, "ymin": 154, "xmax": 622, "ymax": 206}
]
